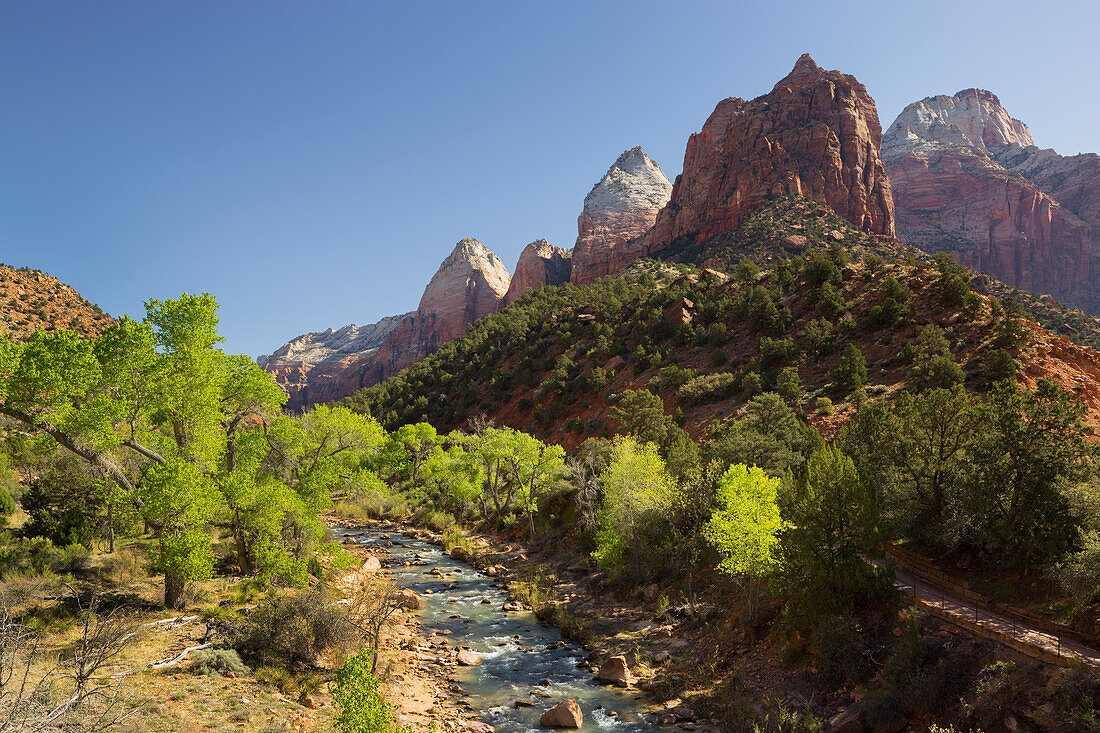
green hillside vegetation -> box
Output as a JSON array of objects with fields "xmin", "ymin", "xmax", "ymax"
[
  {"xmin": 345, "ymin": 199, "xmax": 1077, "ymax": 454},
  {"xmin": 2, "ymin": 287, "xmax": 1100, "ymax": 730}
]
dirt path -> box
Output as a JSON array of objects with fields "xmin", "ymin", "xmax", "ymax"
[{"xmin": 891, "ymin": 566, "xmax": 1100, "ymax": 667}]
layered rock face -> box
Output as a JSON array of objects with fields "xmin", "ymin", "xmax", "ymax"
[
  {"xmin": 260, "ymin": 239, "xmax": 511, "ymax": 410},
  {"xmin": 570, "ymin": 147, "xmax": 672, "ymax": 285},
  {"xmin": 647, "ymin": 53, "xmax": 895, "ymax": 254},
  {"xmin": 503, "ymin": 239, "xmax": 572, "ymax": 305},
  {"xmin": 258, "ymin": 315, "xmax": 411, "ymax": 411},
  {"xmin": 883, "ymin": 89, "xmax": 1100, "ymax": 313}
]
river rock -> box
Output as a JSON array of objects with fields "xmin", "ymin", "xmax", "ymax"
[
  {"xmin": 466, "ymin": 723, "xmax": 494, "ymax": 733},
  {"xmin": 540, "ymin": 699, "xmax": 583, "ymax": 729},
  {"xmin": 456, "ymin": 650, "xmax": 482, "ymax": 666},
  {"xmin": 598, "ymin": 656, "xmax": 633, "ymax": 684},
  {"xmin": 361, "ymin": 556, "xmax": 381, "ymax": 572},
  {"xmin": 398, "ymin": 589, "xmax": 421, "ymax": 610},
  {"xmin": 449, "ymin": 546, "xmax": 468, "ymax": 561}
]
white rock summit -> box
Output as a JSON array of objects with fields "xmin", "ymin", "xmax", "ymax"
[{"xmin": 571, "ymin": 147, "xmax": 672, "ymax": 285}]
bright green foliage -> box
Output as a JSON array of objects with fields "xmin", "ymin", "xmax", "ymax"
[
  {"xmin": 459, "ymin": 426, "xmax": 565, "ymax": 531},
  {"xmin": 333, "ymin": 650, "xmax": 409, "ymax": 733},
  {"xmin": 591, "ymin": 437, "xmax": 676, "ymax": 578},
  {"xmin": 378, "ymin": 422, "xmax": 442, "ymax": 490},
  {"xmin": 705, "ymin": 464, "xmax": 783, "ymax": 577}
]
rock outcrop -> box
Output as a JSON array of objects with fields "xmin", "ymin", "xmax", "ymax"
[
  {"xmin": 883, "ymin": 89, "xmax": 1100, "ymax": 313},
  {"xmin": 647, "ymin": 53, "xmax": 895, "ymax": 256},
  {"xmin": 503, "ymin": 239, "xmax": 572, "ymax": 305},
  {"xmin": 569, "ymin": 147, "xmax": 672, "ymax": 285},
  {"xmin": 260, "ymin": 239, "xmax": 510, "ymax": 410},
  {"xmin": 257, "ymin": 315, "xmax": 410, "ymax": 411}
]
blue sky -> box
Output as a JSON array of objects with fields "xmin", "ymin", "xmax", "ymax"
[{"xmin": 2, "ymin": 1, "xmax": 1097, "ymax": 357}]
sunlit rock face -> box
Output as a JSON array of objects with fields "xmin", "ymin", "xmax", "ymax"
[
  {"xmin": 646, "ymin": 53, "xmax": 896, "ymax": 258},
  {"xmin": 569, "ymin": 147, "xmax": 672, "ymax": 285},
  {"xmin": 260, "ymin": 239, "xmax": 511, "ymax": 410},
  {"xmin": 884, "ymin": 88, "xmax": 1100, "ymax": 313},
  {"xmin": 503, "ymin": 239, "xmax": 571, "ymax": 306}
]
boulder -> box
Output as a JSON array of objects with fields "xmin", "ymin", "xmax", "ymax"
[
  {"xmin": 361, "ymin": 556, "xmax": 381, "ymax": 572},
  {"xmin": 456, "ymin": 650, "xmax": 482, "ymax": 666},
  {"xmin": 449, "ymin": 546, "xmax": 468, "ymax": 561},
  {"xmin": 466, "ymin": 723, "xmax": 494, "ymax": 733},
  {"xmin": 397, "ymin": 589, "xmax": 421, "ymax": 610},
  {"xmin": 540, "ymin": 699, "xmax": 583, "ymax": 729},
  {"xmin": 827, "ymin": 702, "xmax": 867, "ymax": 733},
  {"xmin": 598, "ymin": 656, "xmax": 633, "ymax": 684}
]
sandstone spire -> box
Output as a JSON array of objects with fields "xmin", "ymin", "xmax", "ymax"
[{"xmin": 569, "ymin": 147, "xmax": 673, "ymax": 285}]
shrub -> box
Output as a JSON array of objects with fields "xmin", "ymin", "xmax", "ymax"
[
  {"xmin": 0, "ymin": 536, "xmax": 59, "ymax": 577},
  {"xmin": 50, "ymin": 544, "xmax": 91, "ymax": 576},
  {"xmin": 742, "ymin": 372, "xmax": 764, "ymax": 396},
  {"xmin": 908, "ymin": 326, "xmax": 963, "ymax": 391},
  {"xmin": 776, "ymin": 367, "xmax": 801, "ymax": 405},
  {"xmin": 817, "ymin": 283, "xmax": 847, "ymax": 319},
  {"xmin": 804, "ymin": 252, "xmax": 840, "ymax": 286},
  {"xmin": 830, "ymin": 344, "xmax": 868, "ymax": 396},
  {"xmin": 981, "ymin": 348, "xmax": 1018, "ymax": 383},
  {"xmin": 800, "ymin": 318, "xmax": 836, "ymax": 357},
  {"xmin": 758, "ymin": 337, "xmax": 797, "ymax": 365},
  {"xmin": 415, "ymin": 507, "xmax": 455, "ymax": 533},
  {"xmin": 814, "ymin": 397, "xmax": 834, "ymax": 415},
  {"xmin": 234, "ymin": 591, "xmax": 355, "ymax": 670},
  {"xmin": 255, "ymin": 665, "xmax": 295, "ymax": 692},
  {"xmin": 191, "ymin": 648, "xmax": 250, "ymax": 677},
  {"xmin": 333, "ymin": 649, "xmax": 409, "ymax": 733},
  {"xmin": 866, "ymin": 298, "xmax": 907, "ymax": 330},
  {"xmin": 650, "ymin": 366, "xmax": 695, "ymax": 392},
  {"xmin": 678, "ymin": 373, "xmax": 740, "ymax": 405}
]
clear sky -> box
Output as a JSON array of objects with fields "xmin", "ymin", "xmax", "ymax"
[{"xmin": 2, "ymin": 1, "xmax": 1098, "ymax": 357}]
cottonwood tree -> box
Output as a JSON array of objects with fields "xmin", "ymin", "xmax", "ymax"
[
  {"xmin": 591, "ymin": 436, "xmax": 676, "ymax": 580},
  {"xmin": 0, "ymin": 294, "xmax": 294, "ymax": 608}
]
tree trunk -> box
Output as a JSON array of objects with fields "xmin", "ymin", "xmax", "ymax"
[
  {"xmin": 108, "ymin": 502, "xmax": 115, "ymax": 554},
  {"xmin": 234, "ymin": 524, "xmax": 253, "ymax": 575},
  {"xmin": 165, "ymin": 571, "xmax": 186, "ymax": 610}
]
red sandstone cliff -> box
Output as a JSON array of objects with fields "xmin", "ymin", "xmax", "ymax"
[
  {"xmin": 647, "ymin": 53, "xmax": 895, "ymax": 255},
  {"xmin": 260, "ymin": 239, "xmax": 511, "ymax": 410},
  {"xmin": 884, "ymin": 89, "xmax": 1100, "ymax": 313},
  {"xmin": 503, "ymin": 239, "xmax": 572, "ymax": 306}
]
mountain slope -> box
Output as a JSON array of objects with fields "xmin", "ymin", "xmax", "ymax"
[
  {"xmin": 0, "ymin": 263, "xmax": 114, "ymax": 341},
  {"xmin": 344, "ymin": 199, "xmax": 1100, "ymax": 445}
]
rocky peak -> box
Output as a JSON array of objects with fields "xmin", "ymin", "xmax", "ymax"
[
  {"xmin": 884, "ymin": 89, "xmax": 1100, "ymax": 314},
  {"xmin": 418, "ymin": 238, "xmax": 510, "ymax": 314},
  {"xmin": 647, "ymin": 55, "xmax": 895, "ymax": 253},
  {"xmin": 770, "ymin": 52, "xmax": 824, "ymax": 90},
  {"xmin": 503, "ymin": 239, "xmax": 572, "ymax": 305},
  {"xmin": 570, "ymin": 147, "xmax": 673, "ymax": 285},
  {"xmin": 883, "ymin": 89, "xmax": 1034, "ymax": 158}
]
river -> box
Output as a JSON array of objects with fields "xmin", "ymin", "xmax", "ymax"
[{"xmin": 333, "ymin": 526, "xmax": 664, "ymax": 732}]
